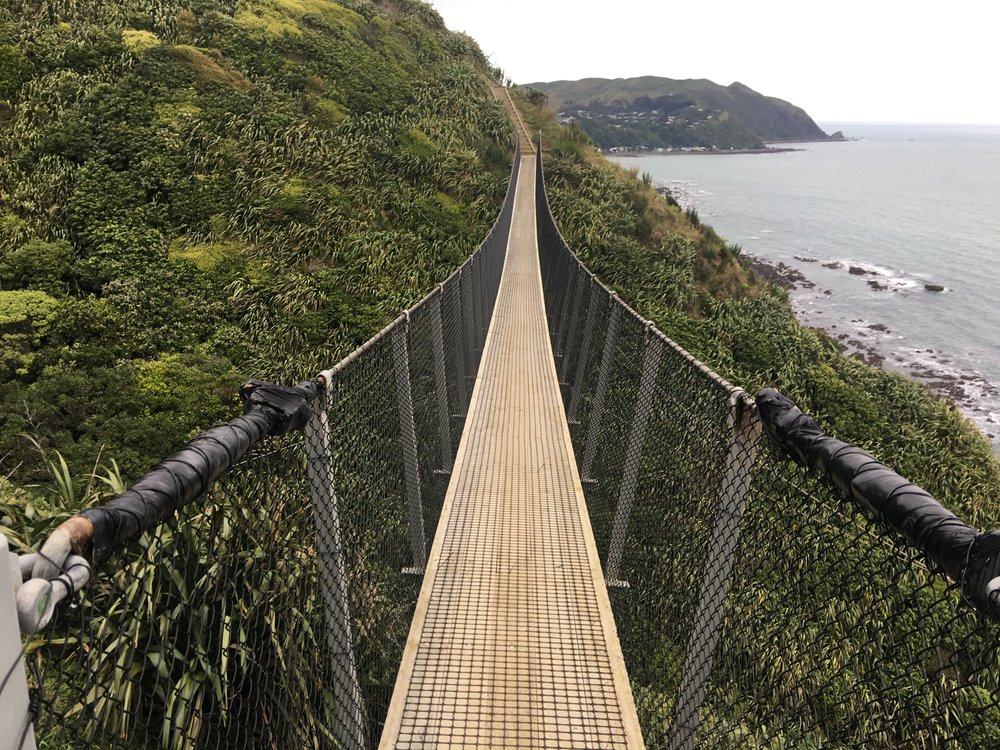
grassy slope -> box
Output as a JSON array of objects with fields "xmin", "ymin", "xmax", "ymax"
[
  {"xmin": 0, "ymin": 0, "xmax": 513, "ymax": 493},
  {"xmin": 515, "ymin": 90, "xmax": 1000, "ymax": 528}
]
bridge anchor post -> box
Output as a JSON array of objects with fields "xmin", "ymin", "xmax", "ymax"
[
  {"xmin": 445, "ymin": 274, "xmax": 469, "ymax": 419},
  {"xmin": 392, "ymin": 318, "xmax": 428, "ymax": 574},
  {"xmin": 460, "ymin": 265, "xmax": 478, "ymax": 403},
  {"xmin": 667, "ymin": 396, "xmax": 762, "ymax": 750},
  {"xmin": 471, "ymin": 253, "xmax": 485, "ymax": 359},
  {"xmin": 303, "ymin": 384, "xmax": 367, "ymax": 750},
  {"xmin": 566, "ymin": 276, "xmax": 600, "ymax": 425},
  {"xmin": 553, "ymin": 258, "xmax": 578, "ymax": 360},
  {"xmin": 431, "ymin": 287, "xmax": 453, "ymax": 475},
  {"xmin": 559, "ymin": 268, "xmax": 589, "ymax": 389},
  {"xmin": 580, "ymin": 299, "xmax": 622, "ymax": 483}
]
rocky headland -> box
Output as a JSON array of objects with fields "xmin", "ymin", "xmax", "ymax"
[{"xmin": 523, "ymin": 76, "xmax": 840, "ymax": 152}]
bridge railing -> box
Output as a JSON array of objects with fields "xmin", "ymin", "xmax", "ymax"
[
  {"xmin": 535, "ymin": 141, "xmax": 1000, "ymax": 749},
  {"xmin": 0, "ymin": 148, "xmax": 520, "ymax": 750}
]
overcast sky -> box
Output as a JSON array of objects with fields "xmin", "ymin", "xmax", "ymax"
[{"xmin": 430, "ymin": 0, "xmax": 1000, "ymax": 124}]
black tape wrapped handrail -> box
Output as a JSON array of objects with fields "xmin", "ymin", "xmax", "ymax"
[
  {"xmin": 30, "ymin": 380, "xmax": 319, "ymax": 580},
  {"xmin": 757, "ymin": 388, "xmax": 1000, "ymax": 619}
]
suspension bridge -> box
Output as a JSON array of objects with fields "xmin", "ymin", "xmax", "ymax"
[
  {"xmin": 379, "ymin": 137, "xmax": 643, "ymax": 749},
  {"xmin": 2, "ymin": 96, "xmax": 999, "ymax": 750}
]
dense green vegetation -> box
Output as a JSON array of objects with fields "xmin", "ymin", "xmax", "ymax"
[
  {"xmin": 516, "ymin": 88, "xmax": 1000, "ymax": 529},
  {"xmin": 1, "ymin": 0, "xmax": 997, "ymax": 746},
  {"xmin": 526, "ymin": 76, "xmax": 838, "ymax": 150},
  {"xmin": 0, "ymin": 0, "xmax": 513, "ymax": 495}
]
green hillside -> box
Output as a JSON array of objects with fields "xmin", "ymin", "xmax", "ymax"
[
  {"xmin": 0, "ymin": 0, "xmax": 513, "ymax": 488},
  {"xmin": 525, "ymin": 76, "xmax": 838, "ymax": 150}
]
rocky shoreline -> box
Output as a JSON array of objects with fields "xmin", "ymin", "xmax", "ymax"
[
  {"xmin": 649, "ymin": 177, "xmax": 998, "ymax": 448},
  {"xmin": 610, "ymin": 147, "xmax": 801, "ymax": 157},
  {"xmin": 747, "ymin": 253, "xmax": 999, "ymax": 446},
  {"xmin": 747, "ymin": 256, "xmax": 816, "ymax": 290}
]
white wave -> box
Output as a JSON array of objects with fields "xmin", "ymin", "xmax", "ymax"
[{"xmin": 830, "ymin": 258, "xmax": 930, "ymax": 292}]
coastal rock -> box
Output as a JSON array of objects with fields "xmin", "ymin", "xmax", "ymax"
[
  {"xmin": 867, "ymin": 280, "xmax": 887, "ymax": 291},
  {"xmin": 654, "ymin": 186, "xmax": 681, "ymax": 208},
  {"xmin": 748, "ymin": 256, "xmax": 815, "ymax": 290},
  {"xmin": 924, "ymin": 284, "xmax": 945, "ymax": 292},
  {"xmin": 852, "ymin": 350, "xmax": 886, "ymax": 367},
  {"xmin": 867, "ymin": 323, "xmax": 891, "ymax": 333},
  {"xmin": 823, "ymin": 261, "xmax": 843, "ymax": 269},
  {"xmin": 794, "ymin": 255, "xmax": 819, "ymax": 263},
  {"xmin": 849, "ymin": 266, "xmax": 869, "ymax": 276}
]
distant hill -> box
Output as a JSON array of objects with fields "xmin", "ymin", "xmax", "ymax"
[{"xmin": 524, "ymin": 76, "xmax": 841, "ymax": 151}]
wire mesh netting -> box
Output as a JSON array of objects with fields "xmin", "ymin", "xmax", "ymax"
[
  {"xmin": 14, "ymin": 432, "xmax": 336, "ymax": 748},
  {"xmin": 701, "ymin": 450, "xmax": 1000, "ymax": 749},
  {"xmin": 535, "ymin": 147, "xmax": 1000, "ymax": 749},
  {"xmin": 4, "ymin": 151, "xmax": 519, "ymax": 749}
]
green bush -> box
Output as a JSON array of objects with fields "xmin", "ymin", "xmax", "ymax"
[{"xmin": 0, "ymin": 0, "xmax": 512, "ymax": 490}]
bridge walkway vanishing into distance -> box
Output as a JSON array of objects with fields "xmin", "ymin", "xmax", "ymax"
[
  {"xmin": 378, "ymin": 149, "xmax": 644, "ymax": 749},
  {"xmin": 4, "ymin": 96, "xmax": 1000, "ymax": 750}
]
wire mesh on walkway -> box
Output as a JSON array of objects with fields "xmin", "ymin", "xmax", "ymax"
[{"xmin": 535, "ymin": 144, "xmax": 1000, "ymax": 749}]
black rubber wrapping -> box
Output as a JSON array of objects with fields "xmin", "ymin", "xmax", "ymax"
[
  {"xmin": 80, "ymin": 379, "xmax": 319, "ymax": 564},
  {"xmin": 756, "ymin": 388, "xmax": 1000, "ymax": 619}
]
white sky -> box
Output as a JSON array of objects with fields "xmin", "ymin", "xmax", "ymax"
[{"xmin": 430, "ymin": 0, "xmax": 1000, "ymax": 124}]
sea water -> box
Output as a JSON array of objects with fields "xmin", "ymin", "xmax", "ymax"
[{"xmin": 611, "ymin": 123, "xmax": 1000, "ymax": 447}]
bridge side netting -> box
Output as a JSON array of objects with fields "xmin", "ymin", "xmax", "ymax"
[
  {"xmin": 9, "ymin": 149, "xmax": 519, "ymax": 749},
  {"xmin": 534, "ymin": 146, "xmax": 1000, "ymax": 749}
]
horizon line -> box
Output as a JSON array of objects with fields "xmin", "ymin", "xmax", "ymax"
[{"xmin": 818, "ymin": 119, "xmax": 1000, "ymax": 127}]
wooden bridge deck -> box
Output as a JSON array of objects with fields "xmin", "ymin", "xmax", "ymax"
[{"xmin": 378, "ymin": 152, "xmax": 644, "ymax": 749}]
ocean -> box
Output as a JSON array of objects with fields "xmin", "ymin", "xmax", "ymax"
[{"xmin": 610, "ymin": 123, "xmax": 1000, "ymax": 448}]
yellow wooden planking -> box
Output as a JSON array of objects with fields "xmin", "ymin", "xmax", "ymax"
[
  {"xmin": 489, "ymin": 82, "xmax": 536, "ymax": 154},
  {"xmin": 378, "ymin": 153, "xmax": 644, "ymax": 750}
]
